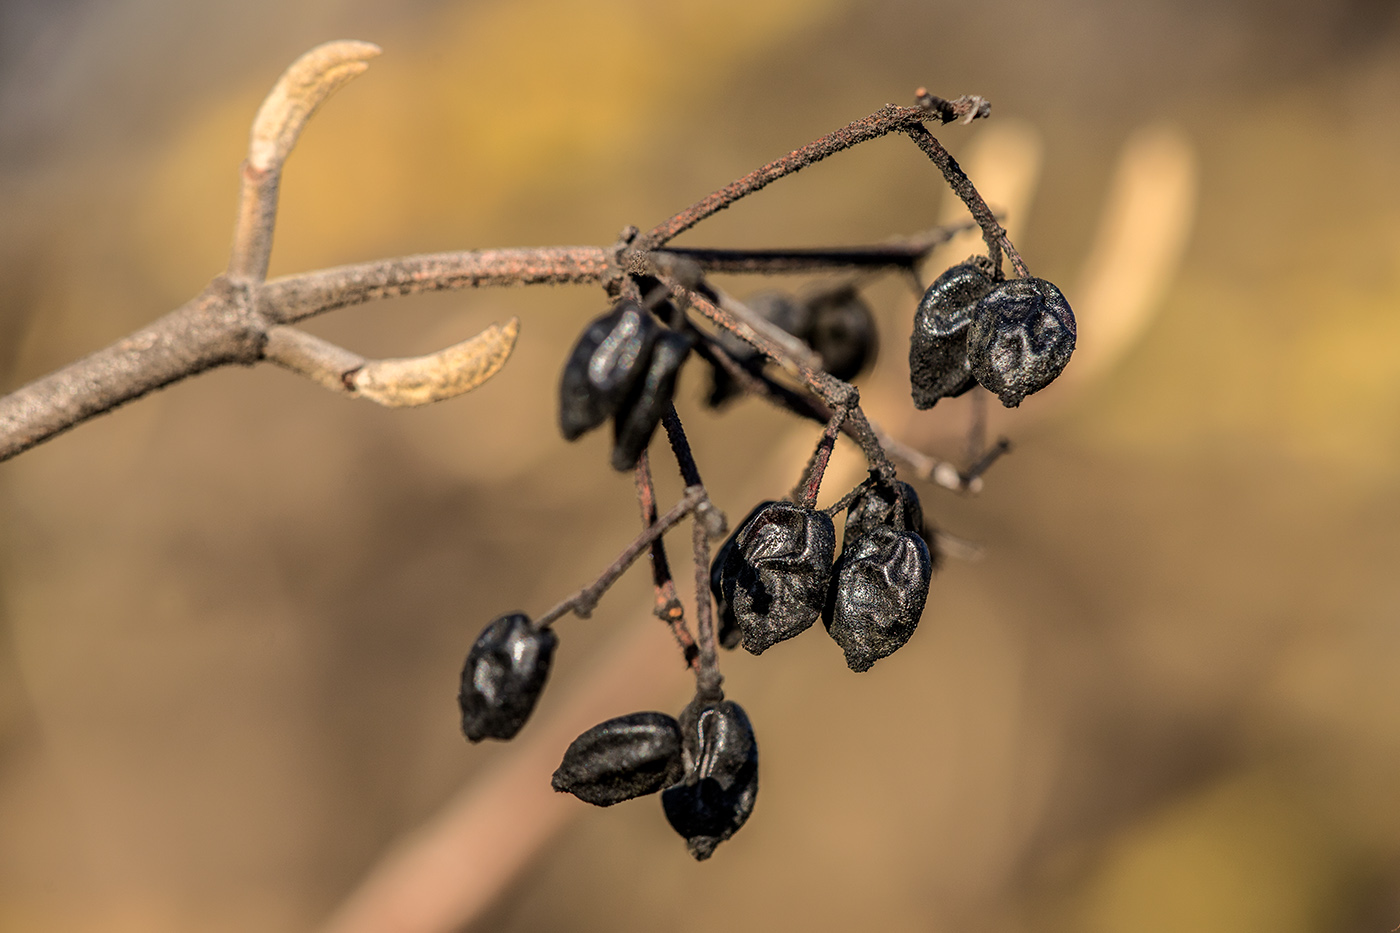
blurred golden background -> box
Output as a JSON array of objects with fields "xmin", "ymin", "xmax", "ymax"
[{"xmin": 3, "ymin": 0, "xmax": 1400, "ymax": 931}]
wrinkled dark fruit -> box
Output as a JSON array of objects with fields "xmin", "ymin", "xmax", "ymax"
[
  {"xmin": 711, "ymin": 501, "xmax": 777, "ymax": 650},
  {"xmin": 722, "ymin": 501, "xmax": 836, "ymax": 655},
  {"xmin": 459, "ymin": 613, "xmax": 558, "ymax": 742},
  {"xmin": 966, "ymin": 277, "xmax": 1076, "ymax": 408},
  {"xmin": 824, "ymin": 526, "xmax": 933, "ymax": 672},
  {"xmin": 843, "ymin": 479, "xmax": 934, "ymax": 559},
  {"xmin": 706, "ymin": 292, "xmax": 809, "ymax": 408},
  {"xmin": 552, "ymin": 711, "xmax": 685, "ymax": 807},
  {"xmin": 662, "ymin": 698, "xmax": 759, "ymax": 860},
  {"xmin": 909, "ymin": 259, "xmax": 997, "ymax": 409},
  {"xmin": 806, "ymin": 286, "xmax": 877, "ymax": 382},
  {"xmin": 558, "ymin": 301, "xmax": 659, "ymax": 440},
  {"xmin": 611, "ymin": 329, "xmax": 693, "ymax": 471}
]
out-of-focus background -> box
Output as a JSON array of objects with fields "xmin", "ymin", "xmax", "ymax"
[{"xmin": 3, "ymin": 0, "xmax": 1400, "ymax": 931}]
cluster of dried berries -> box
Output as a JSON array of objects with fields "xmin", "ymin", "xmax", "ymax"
[
  {"xmin": 910, "ymin": 258, "xmax": 1076, "ymax": 408},
  {"xmin": 456, "ymin": 91, "xmax": 1077, "ymax": 862},
  {"xmin": 558, "ymin": 299, "xmax": 695, "ymax": 472}
]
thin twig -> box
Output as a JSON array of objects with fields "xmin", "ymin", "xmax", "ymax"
[
  {"xmin": 902, "ymin": 123, "xmax": 1029, "ymax": 278},
  {"xmin": 640, "ymin": 99, "xmax": 986, "ymax": 250},
  {"xmin": 535, "ymin": 486, "xmax": 705, "ymax": 628},
  {"xmin": 634, "ymin": 452, "xmax": 698, "ymax": 669}
]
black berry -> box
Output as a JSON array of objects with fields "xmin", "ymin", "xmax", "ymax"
[
  {"xmin": 966, "ymin": 277, "xmax": 1076, "ymax": 407},
  {"xmin": 824, "ymin": 525, "xmax": 932, "ymax": 672},
  {"xmin": 458, "ymin": 612, "xmax": 558, "ymax": 742},
  {"xmin": 559, "ymin": 301, "xmax": 659, "ymax": 441},
  {"xmin": 710, "ymin": 501, "xmax": 778, "ymax": 650},
  {"xmin": 661, "ymin": 698, "xmax": 759, "ymax": 860},
  {"xmin": 806, "ymin": 285, "xmax": 876, "ymax": 382},
  {"xmin": 909, "ymin": 258, "xmax": 997, "ymax": 409},
  {"xmin": 552, "ymin": 711, "xmax": 685, "ymax": 807},
  {"xmin": 706, "ymin": 293, "xmax": 809, "ymax": 408},
  {"xmin": 720, "ymin": 501, "xmax": 836, "ymax": 655},
  {"xmin": 610, "ymin": 329, "xmax": 693, "ymax": 471},
  {"xmin": 843, "ymin": 479, "xmax": 928, "ymax": 549}
]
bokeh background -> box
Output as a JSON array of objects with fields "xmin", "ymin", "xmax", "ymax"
[{"xmin": 3, "ymin": 0, "xmax": 1400, "ymax": 931}]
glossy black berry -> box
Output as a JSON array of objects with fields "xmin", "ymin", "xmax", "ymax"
[
  {"xmin": 459, "ymin": 613, "xmax": 558, "ymax": 742},
  {"xmin": 552, "ymin": 712, "xmax": 685, "ymax": 807},
  {"xmin": 806, "ymin": 286, "xmax": 877, "ymax": 382},
  {"xmin": 824, "ymin": 526, "xmax": 932, "ymax": 672},
  {"xmin": 661, "ymin": 698, "xmax": 758, "ymax": 860},
  {"xmin": 967, "ymin": 277, "xmax": 1076, "ymax": 408},
  {"xmin": 721, "ymin": 501, "xmax": 836, "ymax": 655},
  {"xmin": 611, "ymin": 329, "xmax": 693, "ymax": 471},
  {"xmin": 909, "ymin": 259, "xmax": 997, "ymax": 409},
  {"xmin": 843, "ymin": 479, "xmax": 927, "ymax": 548},
  {"xmin": 558, "ymin": 301, "xmax": 659, "ymax": 441},
  {"xmin": 710, "ymin": 501, "xmax": 777, "ymax": 650}
]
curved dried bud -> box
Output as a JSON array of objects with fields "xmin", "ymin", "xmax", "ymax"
[
  {"xmin": 611, "ymin": 329, "xmax": 693, "ymax": 472},
  {"xmin": 825, "ymin": 526, "xmax": 932, "ymax": 672},
  {"xmin": 249, "ymin": 40, "xmax": 382, "ymax": 172},
  {"xmin": 459, "ymin": 612, "xmax": 557, "ymax": 742},
  {"xmin": 662, "ymin": 699, "xmax": 759, "ymax": 860},
  {"xmin": 967, "ymin": 277, "xmax": 1076, "ymax": 407},
  {"xmin": 351, "ymin": 318, "xmax": 519, "ymax": 407},
  {"xmin": 559, "ymin": 301, "xmax": 658, "ymax": 441},
  {"xmin": 552, "ymin": 712, "xmax": 685, "ymax": 807},
  {"xmin": 718, "ymin": 501, "xmax": 835, "ymax": 655},
  {"xmin": 909, "ymin": 259, "xmax": 996, "ymax": 408}
]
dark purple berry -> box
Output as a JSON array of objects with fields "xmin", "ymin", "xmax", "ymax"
[
  {"xmin": 966, "ymin": 277, "xmax": 1076, "ymax": 408},
  {"xmin": 824, "ymin": 526, "xmax": 932, "ymax": 672},
  {"xmin": 559, "ymin": 301, "xmax": 659, "ymax": 441},
  {"xmin": 610, "ymin": 329, "xmax": 693, "ymax": 472},
  {"xmin": 661, "ymin": 698, "xmax": 758, "ymax": 860},
  {"xmin": 710, "ymin": 501, "xmax": 778, "ymax": 650},
  {"xmin": 723, "ymin": 501, "xmax": 836, "ymax": 655},
  {"xmin": 552, "ymin": 712, "xmax": 685, "ymax": 807},
  {"xmin": 909, "ymin": 258, "xmax": 997, "ymax": 409},
  {"xmin": 458, "ymin": 612, "xmax": 557, "ymax": 742},
  {"xmin": 805, "ymin": 285, "xmax": 876, "ymax": 382}
]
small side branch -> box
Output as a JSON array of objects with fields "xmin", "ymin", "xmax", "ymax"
[
  {"xmin": 535, "ymin": 486, "xmax": 707, "ymax": 628},
  {"xmin": 263, "ymin": 319, "xmax": 519, "ymax": 407}
]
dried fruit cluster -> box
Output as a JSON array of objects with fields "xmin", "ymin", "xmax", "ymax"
[{"xmin": 455, "ymin": 90, "xmax": 1076, "ymax": 860}]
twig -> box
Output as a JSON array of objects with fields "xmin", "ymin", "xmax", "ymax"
[
  {"xmin": 535, "ymin": 486, "xmax": 705, "ymax": 628},
  {"xmin": 640, "ymin": 99, "xmax": 987, "ymax": 250},
  {"xmin": 634, "ymin": 452, "xmax": 698, "ymax": 669},
  {"xmin": 903, "ymin": 123, "xmax": 1029, "ymax": 278}
]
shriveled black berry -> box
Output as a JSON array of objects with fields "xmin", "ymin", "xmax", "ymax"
[
  {"xmin": 843, "ymin": 479, "xmax": 927, "ymax": 548},
  {"xmin": 824, "ymin": 526, "xmax": 932, "ymax": 672},
  {"xmin": 559, "ymin": 301, "xmax": 659, "ymax": 441},
  {"xmin": 806, "ymin": 286, "xmax": 876, "ymax": 382},
  {"xmin": 662, "ymin": 698, "xmax": 758, "ymax": 860},
  {"xmin": 706, "ymin": 293, "xmax": 809, "ymax": 408},
  {"xmin": 724, "ymin": 501, "xmax": 836, "ymax": 655},
  {"xmin": 710, "ymin": 501, "xmax": 777, "ymax": 650},
  {"xmin": 966, "ymin": 277, "xmax": 1076, "ymax": 408},
  {"xmin": 909, "ymin": 258, "xmax": 997, "ymax": 409},
  {"xmin": 459, "ymin": 613, "xmax": 558, "ymax": 742},
  {"xmin": 611, "ymin": 329, "xmax": 693, "ymax": 471},
  {"xmin": 552, "ymin": 712, "xmax": 685, "ymax": 807}
]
